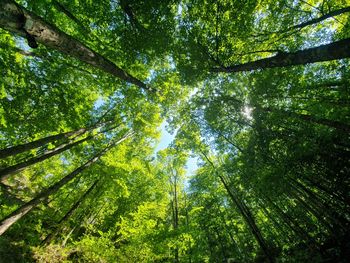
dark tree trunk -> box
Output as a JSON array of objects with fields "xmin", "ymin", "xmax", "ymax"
[
  {"xmin": 0, "ymin": 128, "xmax": 87, "ymax": 159},
  {"xmin": 290, "ymin": 6, "xmax": 350, "ymax": 31},
  {"xmin": 42, "ymin": 179, "xmax": 99, "ymax": 245},
  {"xmin": 0, "ymin": 122, "xmax": 119, "ymax": 182},
  {"xmin": 52, "ymin": 0, "xmax": 90, "ymax": 34},
  {"xmin": 0, "ymin": 132, "xmax": 132, "ymax": 235},
  {"xmin": 211, "ymin": 38, "xmax": 350, "ymax": 73},
  {"xmin": 264, "ymin": 107, "xmax": 350, "ymax": 133},
  {"xmin": 220, "ymin": 94, "xmax": 350, "ymax": 133},
  {"xmin": 0, "ymin": 0, "xmax": 148, "ymax": 90},
  {"xmin": 0, "ymin": 136, "xmax": 91, "ymax": 182},
  {"xmin": 171, "ymin": 175, "xmax": 179, "ymax": 263},
  {"xmin": 201, "ymin": 152, "xmax": 274, "ymax": 262}
]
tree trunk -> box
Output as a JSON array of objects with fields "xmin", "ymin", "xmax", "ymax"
[
  {"xmin": 201, "ymin": 152, "xmax": 274, "ymax": 262},
  {"xmin": 255, "ymin": 6, "xmax": 350, "ymax": 36},
  {"xmin": 211, "ymin": 38, "xmax": 350, "ymax": 73},
  {"xmin": 290, "ymin": 6, "xmax": 350, "ymax": 31},
  {"xmin": 220, "ymin": 94, "xmax": 350, "ymax": 132},
  {"xmin": 0, "ymin": 122, "xmax": 119, "ymax": 181},
  {"xmin": 264, "ymin": 106, "xmax": 350, "ymax": 133},
  {"xmin": 0, "ymin": 136, "xmax": 91, "ymax": 182},
  {"xmin": 42, "ymin": 179, "xmax": 99, "ymax": 245},
  {"xmin": 0, "ymin": 128, "xmax": 87, "ymax": 159},
  {"xmin": 0, "ymin": 132, "xmax": 132, "ymax": 235},
  {"xmin": 171, "ymin": 174, "xmax": 179, "ymax": 263},
  {"xmin": 0, "ymin": 0, "xmax": 148, "ymax": 90},
  {"xmin": 52, "ymin": 0, "xmax": 90, "ymax": 34},
  {"xmin": 0, "ymin": 118, "xmax": 113, "ymax": 159}
]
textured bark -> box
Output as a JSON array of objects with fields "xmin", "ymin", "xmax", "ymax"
[
  {"xmin": 0, "ymin": 0, "xmax": 148, "ymax": 90},
  {"xmin": 211, "ymin": 38, "xmax": 350, "ymax": 73},
  {"xmin": 0, "ymin": 132, "xmax": 132, "ymax": 235}
]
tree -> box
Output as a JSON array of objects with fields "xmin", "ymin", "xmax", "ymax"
[
  {"xmin": 0, "ymin": 0, "xmax": 349, "ymax": 262},
  {"xmin": 211, "ymin": 38, "xmax": 350, "ymax": 73},
  {"xmin": 0, "ymin": 131, "xmax": 133, "ymax": 235},
  {"xmin": 0, "ymin": 0, "xmax": 148, "ymax": 90}
]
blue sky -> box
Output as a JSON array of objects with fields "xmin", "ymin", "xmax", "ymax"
[
  {"xmin": 94, "ymin": 98, "xmax": 198, "ymax": 175},
  {"xmin": 155, "ymin": 122, "xmax": 198, "ymax": 176}
]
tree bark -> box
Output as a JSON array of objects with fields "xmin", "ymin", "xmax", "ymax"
[
  {"xmin": 211, "ymin": 38, "xmax": 350, "ymax": 73},
  {"xmin": 0, "ymin": 118, "xmax": 113, "ymax": 159},
  {"xmin": 0, "ymin": 132, "xmax": 132, "ymax": 235},
  {"xmin": 0, "ymin": 0, "xmax": 148, "ymax": 90},
  {"xmin": 52, "ymin": 0, "xmax": 90, "ymax": 34},
  {"xmin": 173, "ymin": 176, "xmax": 179, "ymax": 263}
]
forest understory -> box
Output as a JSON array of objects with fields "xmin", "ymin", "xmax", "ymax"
[{"xmin": 0, "ymin": 0, "xmax": 349, "ymax": 262}]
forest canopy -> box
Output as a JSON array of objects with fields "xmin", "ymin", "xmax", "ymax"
[{"xmin": 0, "ymin": 0, "xmax": 349, "ymax": 262}]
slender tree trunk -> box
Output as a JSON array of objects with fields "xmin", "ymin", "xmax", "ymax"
[
  {"xmin": 263, "ymin": 195, "xmax": 315, "ymax": 246},
  {"xmin": 0, "ymin": 117, "xmax": 113, "ymax": 160},
  {"xmin": 290, "ymin": 6, "xmax": 350, "ymax": 31},
  {"xmin": 201, "ymin": 220, "xmax": 215, "ymax": 260},
  {"xmin": 0, "ymin": 132, "xmax": 132, "ymax": 235},
  {"xmin": 42, "ymin": 179, "xmax": 99, "ymax": 245},
  {"xmin": 255, "ymin": 6, "xmax": 350, "ymax": 37},
  {"xmin": 213, "ymin": 227, "xmax": 228, "ymax": 262},
  {"xmin": 257, "ymin": 200, "xmax": 294, "ymax": 244},
  {"xmin": 0, "ymin": 0, "xmax": 148, "ymax": 90},
  {"xmin": 289, "ymin": 180, "xmax": 349, "ymax": 232},
  {"xmin": 215, "ymin": 204, "xmax": 241, "ymax": 253},
  {"xmin": 221, "ymin": 94, "xmax": 350, "ymax": 132},
  {"xmin": 172, "ymin": 175, "xmax": 179, "ymax": 263},
  {"xmin": 52, "ymin": 0, "xmax": 90, "ymax": 34},
  {"xmin": 184, "ymin": 196, "xmax": 192, "ymax": 263},
  {"xmin": 0, "ymin": 122, "xmax": 119, "ymax": 181},
  {"xmin": 0, "ymin": 136, "xmax": 91, "ymax": 182},
  {"xmin": 0, "ymin": 128, "xmax": 87, "ymax": 159},
  {"xmin": 213, "ymin": 128, "xmax": 244, "ymax": 153},
  {"xmin": 61, "ymin": 226, "xmax": 76, "ymax": 247},
  {"xmin": 201, "ymin": 152, "xmax": 274, "ymax": 262},
  {"xmin": 264, "ymin": 106, "xmax": 350, "ymax": 133},
  {"xmin": 226, "ymin": 180, "xmax": 273, "ymax": 262},
  {"xmin": 211, "ymin": 38, "xmax": 350, "ymax": 73}
]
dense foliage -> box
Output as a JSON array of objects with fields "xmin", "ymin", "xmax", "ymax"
[{"xmin": 0, "ymin": 0, "xmax": 349, "ymax": 262}]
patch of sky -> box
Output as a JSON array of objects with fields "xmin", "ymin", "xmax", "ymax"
[
  {"xmin": 155, "ymin": 121, "xmax": 175, "ymax": 152},
  {"xmin": 155, "ymin": 121, "xmax": 199, "ymax": 176},
  {"xmin": 242, "ymin": 105, "xmax": 253, "ymax": 120},
  {"xmin": 94, "ymin": 97, "xmax": 105, "ymax": 109},
  {"xmin": 146, "ymin": 69, "xmax": 156, "ymax": 83},
  {"xmin": 110, "ymin": 0, "xmax": 118, "ymax": 11},
  {"xmin": 15, "ymin": 36, "xmax": 31, "ymax": 51},
  {"xmin": 177, "ymin": 4, "xmax": 183, "ymax": 17}
]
